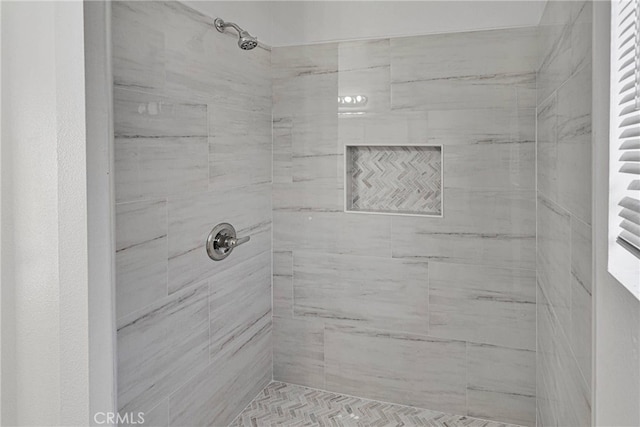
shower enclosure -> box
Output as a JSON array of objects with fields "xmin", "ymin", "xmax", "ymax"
[{"xmin": 112, "ymin": 2, "xmax": 593, "ymax": 426}]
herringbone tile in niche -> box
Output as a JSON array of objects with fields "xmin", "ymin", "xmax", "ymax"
[
  {"xmin": 346, "ymin": 145, "xmax": 442, "ymax": 216},
  {"xmin": 230, "ymin": 381, "xmax": 523, "ymax": 427}
]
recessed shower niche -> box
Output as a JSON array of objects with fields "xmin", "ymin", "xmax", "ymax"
[{"xmin": 345, "ymin": 144, "xmax": 443, "ymax": 217}]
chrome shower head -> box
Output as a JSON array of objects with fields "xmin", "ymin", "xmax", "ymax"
[{"xmin": 214, "ymin": 18, "xmax": 258, "ymax": 51}]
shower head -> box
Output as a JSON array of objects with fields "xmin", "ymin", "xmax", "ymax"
[{"xmin": 214, "ymin": 18, "xmax": 258, "ymax": 50}]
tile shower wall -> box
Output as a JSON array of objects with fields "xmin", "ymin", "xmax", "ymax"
[
  {"xmin": 113, "ymin": 2, "xmax": 272, "ymax": 426},
  {"xmin": 272, "ymin": 28, "xmax": 538, "ymax": 426},
  {"xmin": 536, "ymin": 1, "xmax": 592, "ymax": 426}
]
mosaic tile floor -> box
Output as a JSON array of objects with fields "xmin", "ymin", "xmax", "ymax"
[{"xmin": 230, "ymin": 382, "xmax": 523, "ymax": 427}]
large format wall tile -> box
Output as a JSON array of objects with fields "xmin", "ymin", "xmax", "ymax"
[
  {"xmin": 467, "ymin": 343, "xmax": 536, "ymax": 426},
  {"xmin": 555, "ymin": 64, "xmax": 592, "ymax": 225},
  {"xmin": 429, "ymin": 262, "xmax": 535, "ymax": 351},
  {"xmin": 338, "ymin": 39, "xmax": 391, "ymax": 113},
  {"xmin": 273, "ymin": 316, "xmax": 325, "ymax": 388},
  {"xmin": 169, "ymin": 320, "xmax": 272, "ymax": 427},
  {"xmin": 208, "ymin": 106, "xmax": 272, "ymax": 190},
  {"xmin": 338, "ymin": 111, "xmax": 429, "ymax": 147},
  {"xmin": 163, "ymin": 2, "xmax": 271, "ymax": 111},
  {"xmin": 536, "ymin": 94, "xmax": 559, "ymax": 203},
  {"xmin": 391, "ymin": 188, "xmax": 536, "ymax": 270},
  {"xmin": 114, "ymin": 2, "xmax": 273, "ymax": 426},
  {"xmin": 115, "ymin": 200, "xmax": 168, "ymax": 320},
  {"xmin": 536, "ymin": 1, "xmax": 592, "ymax": 424},
  {"xmin": 273, "ymin": 251, "xmax": 293, "ymax": 318},
  {"xmin": 537, "ymin": 0, "xmax": 591, "ymax": 104},
  {"xmin": 209, "ymin": 252, "xmax": 271, "ymax": 361},
  {"xmin": 113, "ymin": 88, "xmax": 209, "ymax": 203},
  {"xmin": 537, "ymin": 285, "xmax": 591, "ymax": 427},
  {"xmin": 112, "ymin": 1, "xmax": 165, "ymax": 94},
  {"xmin": 117, "ymin": 282, "xmax": 209, "ymax": 415},
  {"xmin": 273, "ymin": 27, "xmax": 538, "ymax": 426},
  {"xmin": 536, "ymin": 194, "xmax": 571, "ymax": 340},
  {"xmin": 391, "ymin": 27, "xmax": 537, "ymax": 111},
  {"xmin": 167, "ymin": 184, "xmax": 271, "ymax": 293},
  {"xmin": 274, "ymin": 211, "xmax": 391, "ymax": 256},
  {"xmin": 115, "ymin": 137, "xmax": 209, "ymax": 203},
  {"xmin": 294, "ymin": 252, "xmax": 428, "ymax": 334},
  {"xmin": 570, "ymin": 217, "xmax": 593, "ymax": 386},
  {"xmin": 325, "ymin": 324, "xmax": 467, "ymax": 414},
  {"xmin": 272, "ymin": 44, "xmax": 338, "ymax": 118},
  {"xmin": 114, "ymin": 87, "xmax": 208, "ymax": 139}
]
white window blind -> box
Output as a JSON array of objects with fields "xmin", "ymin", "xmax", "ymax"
[{"xmin": 610, "ymin": 0, "xmax": 640, "ymax": 298}]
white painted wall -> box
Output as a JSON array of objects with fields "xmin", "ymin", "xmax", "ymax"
[
  {"xmin": 1, "ymin": 1, "xmax": 90, "ymax": 425},
  {"xmin": 186, "ymin": 0, "xmax": 546, "ymax": 46},
  {"xmin": 84, "ymin": 2, "xmax": 117, "ymax": 425},
  {"xmin": 593, "ymin": 2, "xmax": 640, "ymax": 426}
]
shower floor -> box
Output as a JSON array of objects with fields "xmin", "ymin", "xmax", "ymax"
[{"xmin": 230, "ymin": 382, "xmax": 523, "ymax": 427}]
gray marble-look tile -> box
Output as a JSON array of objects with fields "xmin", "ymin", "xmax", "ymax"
[
  {"xmin": 232, "ymin": 381, "xmax": 526, "ymax": 427},
  {"xmin": 168, "ymin": 317, "xmax": 272, "ymax": 427},
  {"xmin": 392, "ymin": 73, "xmax": 536, "ymax": 112},
  {"xmin": 163, "ymin": 1, "xmax": 271, "ymax": 111},
  {"xmin": 294, "ymin": 252, "xmax": 428, "ymax": 334},
  {"xmin": 273, "ymin": 117, "xmax": 293, "ymax": 184},
  {"xmin": 273, "ymin": 181, "xmax": 344, "ymax": 213},
  {"xmin": 290, "ymin": 113, "xmax": 341, "ymax": 184},
  {"xmin": 536, "ymin": 285, "xmax": 561, "ymax": 427},
  {"xmin": 392, "ymin": 188, "xmax": 535, "ymax": 270},
  {"xmin": 338, "ymin": 38, "xmax": 390, "ymax": 72},
  {"xmin": 208, "ymin": 105, "xmax": 272, "ymax": 190},
  {"xmin": 431, "ymin": 109, "xmax": 536, "ymax": 190},
  {"xmin": 325, "ymin": 324, "xmax": 467, "ymax": 414},
  {"xmin": 113, "ymin": 88, "xmax": 207, "ymax": 138},
  {"xmin": 537, "ymin": 0, "xmax": 591, "ymax": 103},
  {"xmin": 392, "ymin": 27, "xmax": 538, "ymax": 83},
  {"xmin": 556, "ymin": 64, "xmax": 592, "ymax": 225},
  {"xmin": 273, "ymin": 211, "xmax": 392, "ymax": 257},
  {"xmin": 113, "ymin": 86, "xmax": 209, "ymax": 203},
  {"xmin": 536, "ymin": 0, "xmax": 573, "ymax": 104},
  {"xmin": 115, "ymin": 199, "xmax": 168, "ymax": 320},
  {"xmin": 570, "ymin": 217, "xmax": 592, "ymax": 386},
  {"xmin": 338, "ymin": 62, "xmax": 390, "ymax": 114},
  {"xmin": 292, "ymin": 114, "xmax": 339, "ymax": 158},
  {"xmin": 338, "ymin": 111, "xmax": 429, "ymax": 147},
  {"xmin": 391, "ymin": 27, "xmax": 538, "ymax": 111},
  {"xmin": 347, "ymin": 145, "xmax": 442, "ymax": 216},
  {"xmin": 444, "ymin": 140, "xmax": 535, "ymax": 192},
  {"xmin": 536, "ymin": 94, "xmax": 558, "ymax": 203},
  {"xmin": 120, "ymin": 399, "xmax": 168, "ymax": 427},
  {"xmin": 273, "ymin": 251, "xmax": 293, "ymax": 318},
  {"xmin": 467, "ymin": 343, "xmax": 536, "ymax": 426},
  {"xmin": 273, "ymin": 316, "xmax": 325, "ymax": 389},
  {"xmin": 114, "ymin": 136, "xmax": 209, "ymax": 203},
  {"xmin": 427, "ymin": 108, "xmax": 535, "ymax": 147},
  {"xmin": 429, "ymin": 262, "xmax": 535, "ymax": 351},
  {"xmin": 570, "ymin": 1, "xmax": 593, "ymax": 76},
  {"xmin": 536, "ymin": 194, "xmax": 571, "ymax": 338},
  {"xmin": 537, "ymin": 284, "xmax": 591, "ymax": 427},
  {"xmin": 272, "ymin": 43, "xmax": 338, "ymax": 80},
  {"xmin": 209, "ymin": 252, "xmax": 271, "ymax": 362},
  {"xmin": 167, "ymin": 184, "xmax": 271, "ymax": 294},
  {"xmin": 272, "ymin": 45, "xmax": 338, "ymax": 118},
  {"xmin": 117, "ymin": 282, "xmax": 209, "ymax": 415},
  {"xmin": 112, "ymin": 1, "xmax": 165, "ymax": 94}
]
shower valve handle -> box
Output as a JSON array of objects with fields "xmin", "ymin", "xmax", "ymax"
[
  {"xmin": 217, "ymin": 234, "xmax": 250, "ymax": 249},
  {"xmin": 206, "ymin": 223, "xmax": 250, "ymax": 261}
]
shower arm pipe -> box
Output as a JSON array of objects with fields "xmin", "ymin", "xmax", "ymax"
[{"xmin": 214, "ymin": 18, "xmax": 242, "ymax": 35}]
